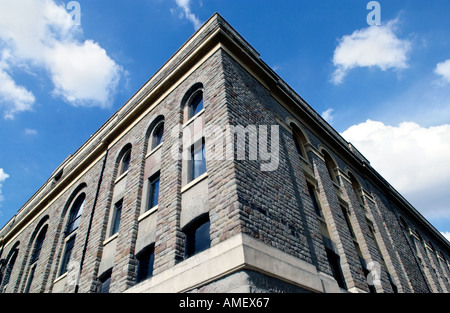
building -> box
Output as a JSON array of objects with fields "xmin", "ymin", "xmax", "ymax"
[{"xmin": 0, "ymin": 13, "xmax": 449, "ymax": 294}]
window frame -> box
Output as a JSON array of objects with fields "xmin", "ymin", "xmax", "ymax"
[
  {"xmin": 183, "ymin": 214, "xmax": 211, "ymax": 259},
  {"xmin": 59, "ymin": 235, "xmax": 76, "ymax": 276},
  {"xmin": 150, "ymin": 120, "xmax": 164, "ymax": 151},
  {"xmin": 65, "ymin": 193, "xmax": 85, "ymax": 236},
  {"xmin": 110, "ymin": 199, "xmax": 123, "ymax": 237},
  {"xmin": 187, "ymin": 90, "xmax": 204, "ymax": 120},
  {"xmin": 99, "ymin": 270, "xmax": 112, "ymax": 293},
  {"xmin": 136, "ymin": 244, "xmax": 155, "ymax": 284},
  {"xmin": 119, "ymin": 149, "xmax": 131, "ymax": 175},
  {"xmin": 189, "ymin": 138, "xmax": 206, "ymax": 183},
  {"xmin": 147, "ymin": 173, "xmax": 160, "ymax": 211},
  {"xmin": 307, "ymin": 182, "xmax": 322, "ymax": 217}
]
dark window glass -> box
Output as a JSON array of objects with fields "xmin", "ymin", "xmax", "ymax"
[
  {"xmin": 2, "ymin": 248, "xmax": 18, "ymax": 286},
  {"xmin": 341, "ymin": 206, "xmax": 356, "ymax": 239},
  {"xmin": 190, "ymin": 140, "xmax": 206, "ymax": 182},
  {"xmin": 120, "ymin": 150, "xmax": 131, "ymax": 174},
  {"xmin": 24, "ymin": 265, "xmax": 36, "ymax": 293},
  {"xmin": 111, "ymin": 200, "xmax": 122, "ymax": 236},
  {"xmin": 136, "ymin": 246, "xmax": 155, "ymax": 284},
  {"xmin": 152, "ymin": 122, "xmax": 164, "ymax": 149},
  {"xmin": 359, "ymin": 256, "xmax": 377, "ymax": 293},
  {"xmin": 99, "ymin": 272, "xmax": 111, "ymax": 293},
  {"xmin": 325, "ymin": 248, "xmax": 346, "ymax": 289},
  {"xmin": 66, "ymin": 194, "xmax": 85, "ymax": 235},
  {"xmin": 292, "ymin": 126, "xmax": 307, "ymax": 159},
  {"xmin": 307, "ymin": 183, "xmax": 322, "ymax": 216},
  {"xmin": 387, "ymin": 272, "xmax": 398, "ymax": 293},
  {"xmin": 189, "ymin": 92, "xmax": 203, "ymax": 118},
  {"xmin": 30, "ymin": 226, "xmax": 47, "ymax": 264},
  {"xmin": 185, "ymin": 216, "xmax": 210, "ymax": 258},
  {"xmin": 60, "ymin": 236, "xmax": 76, "ymax": 276},
  {"xmin": 148, "ymin": 174, "xmax": 160, "ymax": 210}
]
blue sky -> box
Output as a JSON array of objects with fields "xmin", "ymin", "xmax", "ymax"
[{"xmin": 0, "ymin": 0, "xmax": 449, "ymax": 241}]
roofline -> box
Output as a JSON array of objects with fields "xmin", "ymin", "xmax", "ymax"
[{"xmin": 1, "ymin": 13, "xmax": 448, "ymax": 251}]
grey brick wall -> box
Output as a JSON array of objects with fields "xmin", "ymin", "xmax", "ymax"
[{"xmin": 1, "ymin": 14, "xmax": 449, "ymax": 294}]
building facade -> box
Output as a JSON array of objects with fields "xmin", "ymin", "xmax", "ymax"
[{"xmin": 0, "ymin": 14, "xmax": 449, "ymax": 293}]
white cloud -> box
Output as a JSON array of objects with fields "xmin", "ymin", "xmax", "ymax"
[
  {"xmin": 341, "ymin": 120, "xmax": 450, "ymax": 220},
  {"xmin": 441, "ymin": 232, "xmax": 450, "ymax": 242},
  {"xmin": 46, "ymin": 40, "xmax": 122, "ymax": 106},
  {"xmin": 0, "ymin": 66, "xmax": 35, "ymax": 119},
  {"xmin": 321, "ymin": 108, "xmax": 334, "ymax": 125},
  {"xmin": 0, "ymin": 0, "xmax": 123, "ymax": 118},
  {"xmin": 24, "ymin": 128, "xmax": 38, "ymax": 135},
  {"xmin": 435, "ymin": 59, "xmax": 450, "ymax": 84},
  {"xmin": 175, "ymin": 0, "xmax": 202, "ymax": 30},
  {"xmin": 332, "ymin": 19, "xmax": 411, "ymax": 84},
  {"xmin": 0, "ymin": 168, "xmax": 9, "ymax": 203}
]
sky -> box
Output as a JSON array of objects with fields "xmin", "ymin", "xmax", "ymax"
[{"xmin": 0, "ymin": 0, "xmax": 449, "ymax": 242}]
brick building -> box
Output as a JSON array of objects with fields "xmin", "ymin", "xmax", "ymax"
[{"xmin": 0, "ymin": 14, "xmax": 449, "ymax": 294}]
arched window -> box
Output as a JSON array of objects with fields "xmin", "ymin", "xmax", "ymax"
[
  {"xmin": 322, "ymin": 150, "xmax": 339, "ymax": 184},
  {"xmin": 66, "ymin": 193, "xmax": 85, "ymax": 235},
  {"xmin": 398, "ymin": 216, "xmax": 410, "ymax": 232},
  {"xmin": 183, "ymin": 214, "xmax": 210, "ymax": 258},
  {"xmin": 0, "ymin": 243, "xmax": 19, "ymax": 289},
  {"xmin": 59, "ymin": 187, "xmax": 86, "ymax": 277},
  {"xmin": 151, "ymin": 121, "xmax": 164, "ymax": 150},
  {"xmin": 136, "ymin": 244, "xmax": 155, "ymax": 284},
  {"xmin": 291, "ymin": 124, "xmax": 308, "ymax": 159},
  {"xmin": 182, "ymin": 83, "xmax": 204, "ymax": 122},
  {"xmin": 188, "ymin": 91, "xmax": 203, "ymax": 119},
  {"xmin": 348, "ymin": 172, "xmax": 363, "ymax": 204},
  {"xmin": 30, "ymin": 225, "xmax": 48, "ymax": 264},
  {"xmin": 25, "ymin": 225, "xmax": 48, "ymax": 293},
  {"xmin": 119, "ymin": 149, "xmax": 131, "ymax": 175}
]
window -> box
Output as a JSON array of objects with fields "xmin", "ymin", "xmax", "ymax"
[
  {"xmin": 190, "ymin": 139, "xmax": 206, "ymax": 182},
  {"xmin": 322, "ymin": 150, "xmax": 338, "ymax": 184},
  {"xmin": 25, "ymin": 225, "xmax": 47, "ymax": 293},
  {"xmin": 188, "ymin": 91, "xmax": 203, "ymax": 119},
  {"xmin": 119, "ymin": 149, "xmax": 131, "ymax": 175},
  {"xmin": 325, "ymin": 248, "xmax": 346, "ymax": 289},
  {"xmin": 291, "ymin": 124, "xmax": 308, "ymax": 159},
  {"xmin": 151, "ymin": 121, "xmax": 164, "ymax": 150},
  {"xmin": 184, "ymin": 215, "xmax": 210, "ymax": 258},
  {"xmin": 30, "ymin": 225, "xmax": 48, "ymax": 264},
  {"xmin": 24, "ymin": 265, "xmax": 36, "ymax": 293},
  {"xmin": 59, "ymin": 235, "xmax": 75, "ymax": 276},
  {"xmin": 307, "ymin": 183, "xmax": 322, "ymax": 217},
  {"xmin": 66, "ymin": 194, "xmax": 85, "ymax": 235},
  {"xmin": 348, "ymin": 172, "xmax": 363, "ymax": 204},
  {"xmin": 99, "ymin": 271, "xmax": 111, "ymax": 293},
  {"xmin": 341, "ymin": 205, "xmax": 356, "ymax": 240},
  {"xmin": 1, "ymin": 245, "xmax": 19, "ymax": 287},
  {"xmin": 136, "ymin": 245, "xmax": 155, "ymax": 284},
  {"xmin": 147, "ymin": 173, "xmax": 160, "ymax": 210},
  {"xmin": 359, "ymin": 256, "xmax": 377, "ymax": 293},
  {"xmin": 110, "ymin": 200, "xmax": 122, "ymax": 236}
]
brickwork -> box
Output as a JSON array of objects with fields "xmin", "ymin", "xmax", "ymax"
[{"xmin": 0, "ymin": 14, "xmax": 449, "ymax": 294}]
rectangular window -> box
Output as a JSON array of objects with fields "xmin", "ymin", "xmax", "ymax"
[
  {"xmin": 147, "ymin": 173, "xmax": 160, "ymax": 210},
  {"xmin": 24, "ymin": 265, "xmax": 36, "ymax": 293},
  {"xmin": 340, "ymin": 205, "xmax": 356, "ymax": 239},
  {"xmin": 307, "ymin": 183, "xmax": 322, "ymax": 216},
  {"xmin": 184, "ymin": 216, "xmax": 210, "ymax": 258},
  {"xmin": 110, "ymin": 200, "xmax": 122, "ymax": 236},
  {"xmin": 325, "ymin": 248, "xmax": 346, "ymax": 289},
  {"xmin": 136, "ymin": 245, "xmax": 155, "ymax": 284},
  {"xmin": 99, "ymin": 271, "xmax": 111, "ymax": 293},
  {"xmin": 60, "ymin": 235, "xmax": 76, "ymax": 276},
  {"xmin": 190, "ymin": 139, "xmax": 206, "ymax": 182}
]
